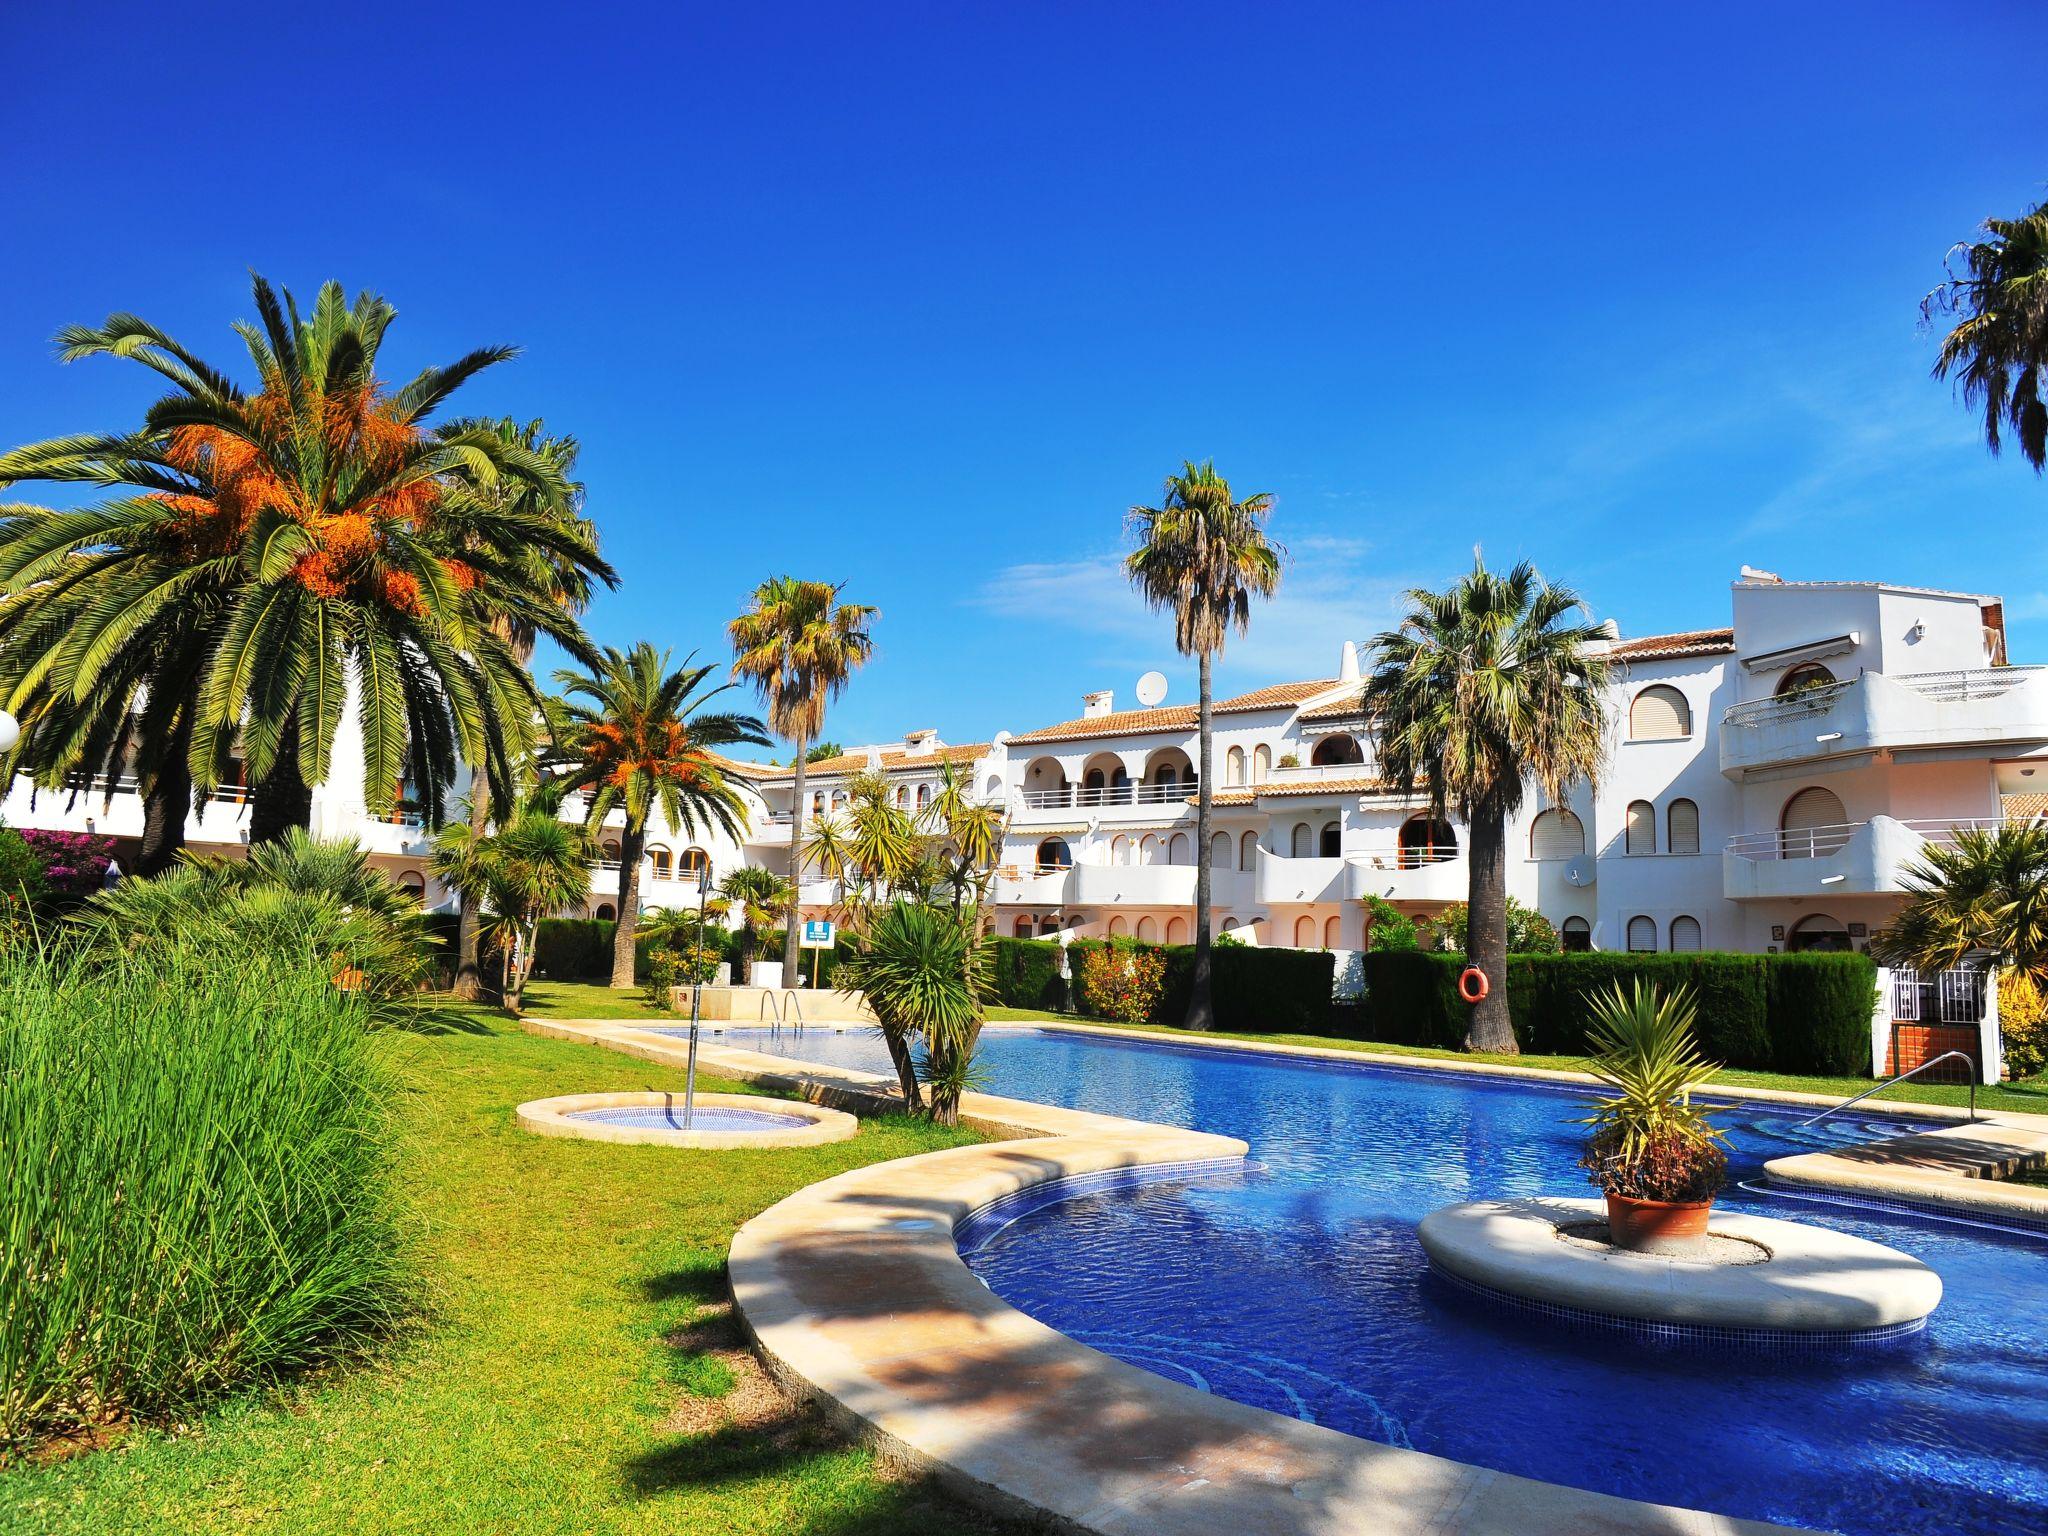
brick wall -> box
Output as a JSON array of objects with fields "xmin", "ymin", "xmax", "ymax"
[{"xmin": 1883, "ymin": 1023, "xmax": 1979, "ymax": 1082}]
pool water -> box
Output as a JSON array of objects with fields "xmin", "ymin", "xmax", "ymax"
[
  {"xmin": 680, "ymin": 1025, "xmax": 2048, "ymax": 1534},
  {"xmin": 566, "ymin": 1102, "xmax": 807, "ymax": 1132}
]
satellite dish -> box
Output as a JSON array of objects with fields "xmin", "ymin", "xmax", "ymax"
[
  {"xmin": 1563, "ymin": 855, "xmax": 1596, "ymax": 888},
  {"xmin": 1136, "ymin": 670, "xmax": 1168, "ymax": 707}
]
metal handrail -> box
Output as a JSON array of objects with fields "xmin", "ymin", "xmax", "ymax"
[{"xmin": 1797, "ymin": 1050, "xmax": 1976, "ymax": 1127}]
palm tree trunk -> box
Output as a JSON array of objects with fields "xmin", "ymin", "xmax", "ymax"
[
  {"xmin": 784, "ymin": 732, "xmax": 808, "ymax": 981},
  {"xmin": 453, "ymin": 775, "xmax": 489, "ymax": 1001},
  {"xmin": 1184, "ymin": 649, "xmax": 1217, "ymax": 1031},
  {"xmin": 249, "ymin": 734, "xmax": 314, "ymax": 847},
  {"xmin": 1464, "ymin": 797, "xmax": 1516, "ymax": 1053},
  {"xmin": 881, "ymin": 1025, "xmax": 924, "ymax": 1113},
  {"xmin": 135, "ymin": 712, "xmax": 194, "ymax": 877},
  {"xmin": 611, "ymin": 822, "xmax": 645, "ymax": 989}
]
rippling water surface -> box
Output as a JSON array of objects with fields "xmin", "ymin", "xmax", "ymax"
[{"xmin": 677, "ymin": 1024, "xmax": 2048, "ymax": 1534}]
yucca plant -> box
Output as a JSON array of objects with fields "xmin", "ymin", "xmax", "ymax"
[
  {"xmin": 1576, "ymin": 981, "xmax": 1727, "ymax": 1203},
  {"xmin": 834, "ymin": 899, "xmax": 990, "ymax": 1123}
]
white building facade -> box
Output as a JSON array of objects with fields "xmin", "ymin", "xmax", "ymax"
[{"xmin": 5, "ymin": 571, "xmax": 2041, "ymax": 964}]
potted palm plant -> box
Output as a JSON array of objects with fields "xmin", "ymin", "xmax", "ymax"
[{"xmin": 1577, "ymin": 981, "xmax": 1728, "ymax": 1249}]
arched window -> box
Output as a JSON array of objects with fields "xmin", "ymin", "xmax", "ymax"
[
  {"xmin": 1165, "ymin": 915, "xmax": 1188, "ymax": 945},
  {"xmin": 396, "ymin": 869, "xmax": 427, "ymax": 906},
  {"xmin": 1227, "ymin": 746, "xmax": 1246, "ymax": 786},
  {"xmin": 1035, "ymin": 837, "xmax": 1072, "ymax": 871},
  {"xmin": 1111, "ymin": 834, "xmax": 1131, "ymax": 865},
  {"xmin": 648, "ymin": 845, "xmax": 672, "ymax": 880},
  {"xmin": 1293, "ymin": 914, "xmax": 1316, "ymax": 947},
  {"xmin": 1136, "ymin": 915, "xmax": 1158, "ymax": 943},
  {"xmin": 1323, "ymin": 914, "xmax": 1341, "ymax": 948},
  {"xmin": 1777, "ymin": 663, "xmax": 1837, "ymax": 696},
  {"xmin": 831, "ymin": 789, "xmax": 849, "ymax": 810},
  {"xmin": 1399, "ymin": 816, "xmax": 1455, "ymax": 868},
  {"xmin": 1666, "ymin": 799, "xmax": 1700, "ymax": 855},
  {"xmin": 1211, "ymin": 832, "xmax": 1231, "ymax": 869},
  {"xmin": 1221, "ymin": 917, "xmax": 1240, "ymax": 933},
  {"xmin": 1319, "ymin": 821, "xmax": 1341, "ymax": 858},
  {"xmin": 1625, "ymin": 800, "xmax": 1656, "ymax": 855},
  {"xmin": 601, "ymin": 840, "xmax": 621, "ymax": 866},
  {"xmin": 1139, "ymin": 833, "xmax": 1159, "ymax": 864},
  {"xmin": 894, "ymin": 784, "xmax": 909, "ymax": 807},
  {"xmin": 1780, "ymin": 786, "xmax": 1849, "ymax": 858},
  {"xmin": 595, "ymin": 902, "xmax": 617, "ymax": 921},
  {"xmin": 1167, "ymin": 832, "xmax": 1190, "ymax": 865},
  {"xmin": 1629, "ymin": 685, "xmax": 1692, "ymax": 740},
  {"xmin": 1153, "ymin": 764, "xmax": 1178, "ymax": 791},
  {"xmin": 1290, "ymin": 822, "xmax": 1312, "ymax": 858},
  {"xmin": 1789, "ymin": 913, "xmax": 1851, "ymax": 952},
  {"xmin": 811, "ymin": 792, "xmax": 825, "ymax": 816},
  {"xmin": 1252, "ymin": 744, "xmax": 1272, "ymax": 783},
  {"xmin": 1626, "ymin": 915, "xmax": 1656, "ymax": 952},
  {"xmin": 983, "ymin": 774, "xmax": 1002, "ymax": 798},
  {"xmin": 678, "ymin": 846, "xmax": 710, "ymax": 881},
  {"xmin": 1561, "ymin": 915, "xmax": 1592, "ymax": 951},
  {"xmin": 1311, "ymin": 734, "xmax": 1364, "ymax": 767},
  {"xmin": 1014, "ymin": 916, "xmax": 1034, "ymax": 938},
  {"xmin": 916, "ymin": 783, "xmax": 932, "ymax": 808},
  {"xmin": 1240, "ymin": 830, "xmax": 1259, "ymax": 870},
  {"xmin": 1529, "ymin": 808, "xmax": 1585, "ymax": 860},
  {"xmin": 1038, "ymin": 916, "xmax": 1063, "ymax": 937},
  {"xmin": 1669, "ymin": 915, "xmax": 1702, "ymax": 952},
  {"xmin": 1107, "ymin": 915, "xmax": 1128, "ymax": 937}
]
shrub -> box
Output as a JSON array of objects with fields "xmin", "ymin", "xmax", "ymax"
[
  {"xmin": 0, "ymin": 828, "xmax": 45, "ymax": 929},
  {"xmin": 1999, "ymin": 970, "xmax": 2048, "ymax": 1079},
  {"xmin": 1361, "ymin": 895, "xmax": 1419, "ymax": 951},
  {"xmin": 533, "ymin": 917, "xmax": 617, "ymax": 980},
  {"xmin": 18, "ymin": 829, "xmax": 116, "ymax": 905},
  {"xmin": 1076, "ymin": 944, "xmax": 1166, "ymax": 1025},
  {"xmin": 1358, "ymin": 949, "xmax": 1874, "ymax": 1072},
  {"xmin": 1424, "ymin": 897, "xmax": 1558, "ymax": 955},
  {"xmin": 990, "ymin": 936, "xmax": 1065, "ymax": 1010},
  {"xmin": 1209, "ymin": 945, "xmax": 1335, "ymax": 1033},
  {"xmin": 0, "ymin": 934, "xmax": 407, "ymax": 1448}
]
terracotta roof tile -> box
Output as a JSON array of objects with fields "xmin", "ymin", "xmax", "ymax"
[
  {"xmin": 1254, "ymin": 776, "xmax": 1392, "ymax": 798},
  {"xmin": 1606, "ymin": 627, "xmax": 1735, "ymax": 662},
  {"xmin": 1010, "ymin": 678, "xmax": 1342, "ymax": 744},
  {"xmin": 2003, "ymin": 792, "xmax": 2048, "ymax": 821},
  {"xmin": 1299, "ymin": 695, "xmax": 1368, "ymax": 723},
  {"xmin": 798, "ymin": 742, "xmax": 988, "ymax": 777},
  {"xmin": 1213, "ymin": 678, "xmax": 1339, "ymax": 713}
]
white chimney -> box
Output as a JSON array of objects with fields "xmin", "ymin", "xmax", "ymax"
[
  {"xmin": 903, "ymin": 728, "xmax": 938, "ymax": 756},
  {"xmin": 1338, "ymin": 639, "xmax": 1360, "ymax": 682},
  {"xmin": 1082, "ymin": 689, "xmax": 1115, "ymax": 718}
]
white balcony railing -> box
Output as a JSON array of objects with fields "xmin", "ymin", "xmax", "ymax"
[
  {"xmin": 1719, "ymin": 667, "xmax": 2048, "ymax": 778},
  {"xmin": 1018, "ymin": 780, "xmax": 1196, "ymax": 810},
  {"xmin": 1725, "ymin": 817, "xmax": 2004, "ymax": 862},
  {"xmin": 1721, "ymin": 683, "xmax": 1856, "ymax": 731}
]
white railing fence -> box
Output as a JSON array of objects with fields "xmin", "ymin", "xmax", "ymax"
[
  {"xmin": 1726, "ymin": 816, "xmax": 2006, "ymax": 862},
  {"xmin": 1019, "ymin": 780, "xmax": 1197, "ymax": 810},
  {"xmin": 1888, "ymin": 965, "xmax": 1989, "ymax": 1024},
  {"xmin": 1893, "ymin": 665, "xmax": 2048, "ymax": 702},
  {"xmin": 1721, "ymin": 682, "xmax": 1854, "ymax": 730}
]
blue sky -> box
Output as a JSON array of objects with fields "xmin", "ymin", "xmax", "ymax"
[{"xmin": 4, "ymin": 2, "xmax": 2047, "ymax": 761}]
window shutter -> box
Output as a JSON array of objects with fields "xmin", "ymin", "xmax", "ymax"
[
  {"xmin": 1530, "ymin": 809, "xmax": 1585, "ymax": 860},
  {"xmin": 1629, "ymin": 686, "xmax": 1691, "ymax": 740},
  {"xmin": 1625, "ymin": 801, "xmax": 1655, "ymax": 855},
  {"xmin": 1781, "ymin": 787, "xmax": 1848, "ymax": 858},
  {"xmin": 1670, "ymin": 915, "xmax": 1702, "ymax": 952},
  {"xmin": 1626, "ymin": 915, "xmax": 1656, "ymax": 951},
  {"xmin": 1667, "ymin": 799, "xmax": 1700, "ymax": 855}
]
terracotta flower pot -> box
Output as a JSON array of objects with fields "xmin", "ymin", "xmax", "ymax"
[{"xmin": 1605, "ymin": 1191, "xmax": 1713, "ymax": 1249}]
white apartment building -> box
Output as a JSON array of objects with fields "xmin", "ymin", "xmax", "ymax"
[{"xmin": 6, "ymin": 569, "xmax": 2041, "ymax": 963}]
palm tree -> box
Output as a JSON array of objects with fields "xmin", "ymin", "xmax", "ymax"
[
  {"xmin": 803, "ymin": 769, "xmax": 920, "ymax": 925},
  {"xmin": 433, "ymin": 802, "xmax": 592, "ymax": 1011},
  {"xmin": 834, "ymin": 899, "xmax": 991, "ymax": 1122},
  {"xmin": 1126, "ymin": 460, "xmax": 1282, "ymax": 1030},
  {"xmin": 1926, "ymin": 197, "xmax": 2048, "ymax": 470},
  {"xmin": 729, "ymin": 578, "xmax": 877, "ymax": 980},
  {"xmin": 709, "ymin": 865, "xmax": 794, "ymax": 985},
  {"xmin": 550, "ymin": 645, "xmax": 767, "ymax": 988},
  {"xmin": 0, "ymin": 276, "xmax": 613, "ymax": 857},
  {"xmin": 1871, "ymin": 821, "xmax": 2048, "ymax": 979},
  {"xmin": 920, "ymin": 759, "xmax": 1007, "ymax": 913},
  {"xmin": 438, "ymin": 417, "xmax": 601, "ymax": 1000},
  {"xmin": 1362, "ymin": 556, "xmax": 1608, "ymax": 1053}
]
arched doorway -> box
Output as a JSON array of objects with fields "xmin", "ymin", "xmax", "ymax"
[
  {"xmin": 1319, "ymin": 821, "xmax": 1341, "ymax": 858},
  {"xmin": 1310, "ymin": 734, "xmax": 1363, "ymax": 767},
  {"xmin": 1777, "ymin": 663, "xmax": 1838, "ymax": 696},
  {"xmin": 1561, "ymin": 915, "xmax": 1591, "ymax": 951},
  {"xmin": 1293, "ymin": 914, "xmax": 1316, "ymax": 946},
  {"xmin": 1398, "ymin": 815, "xmax": 1455, "ymax": 868},
  {"xmin": 1164, "ymin": 915, "xmax": 1187, "ymax": 944},
  {"xmin": 1035, "ymin": 837, "xmax": 1073, "ymax": 871},
  {"xmin": 1789, "ymin": 913, "xmax": 1851, "ymax": 952}
]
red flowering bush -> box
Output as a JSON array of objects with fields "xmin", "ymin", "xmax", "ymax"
[
  {"xmin": 1078, "ymin": 943, "xmax": 1166, "ymax": 1025},
  {"xmin": 1580, "ymin": 1126, "xmax": 1727, "ymax": 1203}
]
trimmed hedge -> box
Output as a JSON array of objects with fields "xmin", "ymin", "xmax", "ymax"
[
  {"xmin": 1357, "ymin": 950, "xmax": 1876, "ymax": 1073},
  {"xmin": 531, "ymin": 917, "xmax": 678, "ymax": 983},
  {"xmin": 992, "ymin": 937, "xmax": 1335, "ymax": 1034}
]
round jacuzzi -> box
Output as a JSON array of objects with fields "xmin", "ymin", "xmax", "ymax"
[{"xmin": 515, "ymin": 1091, "xmax": 858, "ymax": 1149}]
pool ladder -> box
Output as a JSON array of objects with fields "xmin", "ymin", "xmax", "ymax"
[
  {"xmin": 754, "ymin": 988, "xmax": 806, "ymax": 1039},
  {"xmin": 1796, "ymin": 1050, "xmax": 1977, "ymax": 1128}
]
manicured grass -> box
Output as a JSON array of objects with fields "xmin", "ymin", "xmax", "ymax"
[
  {"xmin": 984, "ymin": 1007, "xmax": 2048, "ymax": 1118},
  {"xmin": 514, "ymin": 977, "xmax": 683, "ymax": 1020},
  {"xmin": 0, "ymin": 1014, "xmax": 1017, "ymax": 1536}
]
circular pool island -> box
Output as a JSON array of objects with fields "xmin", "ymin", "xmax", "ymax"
[
  {"xmin": 1418, "ymin": 1196, "xmax": 1941, "ymax": 1347},
  {"xmin": 516, "ymin": 1091, "xmax": 857, "ymax": 1149}
]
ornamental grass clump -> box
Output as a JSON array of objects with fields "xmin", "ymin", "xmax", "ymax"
[
  {"xmin": 0, "ymin": 931, "xmax": 409, "ymax": 1453},
  {"xmin": 1576, "ymin": 981, "xmax": 1728, "ymax": 1204}
]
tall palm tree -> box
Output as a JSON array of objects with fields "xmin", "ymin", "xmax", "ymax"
[
  {"xmin": 1126, "ymin": 460, "xmax": 1282, "ymax": 1031},
  {"xmin": 1871, "ymin": 821, "xmax": 2048, "ymax": 979},
  {"xmin": 1362, "ymin": 556, "xmax": 1608, "ymax": 1053},
  {"xmin": 438, "ymin": 417, "xmax": 600, "ymax": 1000},
  {"xmin": 1926, "ymin": 196, "xmax": 2048, "ymax": 470},
  {"xmin": 728, "ymin": 578, "xmax": 877, "ymax": 979},
  {"xmin": 0, "ymin": 276, "xmax": 612, "ymax": 857},
  {"xmin": 921, "ymin": 759, "xmax": 1007, "ymax": 913},
  {"xmin": 550, "ymin": 645, "xmax": 767, "ymax": 988},
  {"xmin": 709, "ymin": 865, "xmax": 795, "ymax": 985}
]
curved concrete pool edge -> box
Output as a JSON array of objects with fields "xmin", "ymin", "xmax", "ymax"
[{"xmin": 530, "ymin": 1017, "xmax": 1792, "ymax": 1533}]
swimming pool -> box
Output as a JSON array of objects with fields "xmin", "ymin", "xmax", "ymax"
[{"xmin": 676, "ymin": 1024, "xmax": 2048, "ymax": 1534}]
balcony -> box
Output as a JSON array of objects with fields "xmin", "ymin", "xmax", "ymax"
[
  {"xmin": 1255, "ymin": 854, "xmax": 1347, "ymax": 905},
  {"xmin": 992, "ymin": 864, "xmax": 1074, "ymax": 906},
  {"xmin": 1718, "ymin": 667, "xmax": 2048, "ymax": 778},
  {"xmin": 1721, "ymin": 816, "xmax": 1999, "ymax": 901},
  {"xmin": 1346, "ymin": 845, "xmax": 1466, "ymax": 903},
  {"xmin": 1012, "ymin": 780, "xmax": 1196, "ymax": 824},
  {"xmin": 1068, "ymin": 861, "xmax": 1200, "ymax": 907},
  {"xmin": 744, "ymin": 811, "xmax": 796, "ymax": 846}
]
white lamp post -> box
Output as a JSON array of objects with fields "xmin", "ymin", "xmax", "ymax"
[{"xmin": 0, "ymin": 709, "xmax": 18, "ymax": 754}]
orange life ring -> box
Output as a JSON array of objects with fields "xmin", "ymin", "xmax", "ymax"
[{"xmin": 1457, "ymin": 965, "xmax": 1489, "ymax": 1004}]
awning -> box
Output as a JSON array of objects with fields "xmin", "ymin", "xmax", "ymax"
[{"xmin": 1740, "ymin": 633, "xmax": 1859, "ymax": 673}]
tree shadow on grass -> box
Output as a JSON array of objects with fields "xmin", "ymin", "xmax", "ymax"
[
  {"xmin": 640, "ymin": 1266, "xmax": 728, "ymax": 1307},
  {"xmin": 384, "ymin": 999, "xmax": 496, "ymax": 1036}
]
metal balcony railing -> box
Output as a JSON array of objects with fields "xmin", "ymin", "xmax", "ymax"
[
  {"xmin": 1724, "ymin": 816, "xmax": 2005, "ymax": 862},
  {"xmin": 1721, "ymin": 683, "xmax": 1853, "ymax": 730},
  {"xmin": 1893, "ymin": 665, "xmax": 2048, "ymax": 702},
  {"xmin": 1018, "ymin": 780, "xmax": 1197, "ymax": 810},
  {"xmin": 1887, "ymin": 966, "xmax": 1988, "ymax": 1024},
  {"xmin": 1357, "ymin": 843, "xmax": 1461, "ymax": 870}
]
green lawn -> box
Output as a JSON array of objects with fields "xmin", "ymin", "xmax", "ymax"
[
  {"xmin": 1, "ymin": 1013, "xmax": 1018, "ymax": 1536},
  {"xmin": 983, "ymin": 1008, "xmax": 2048, "ymax": 1118}
]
